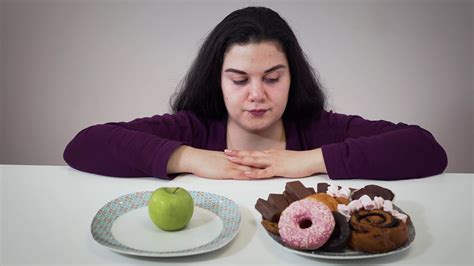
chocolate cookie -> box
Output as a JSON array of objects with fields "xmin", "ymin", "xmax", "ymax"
[
  {"xmin": 351, "ymin": 184, "xmax": 395, "ymax": 201},
  {"xmin": 321, "ymin": 212, "xmax": 351, "ymax": 252}
]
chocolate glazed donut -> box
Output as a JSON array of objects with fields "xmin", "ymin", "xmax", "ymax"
[
  {"xmin": 321, "ymin": 212, "xmax": 350, "ymax": 252},
  {"xmin": 349, "ymin": 209, "xmax": 408, "ymax": 253}
]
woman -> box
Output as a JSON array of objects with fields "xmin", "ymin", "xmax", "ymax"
[{"xmin": 63, "ymin": 7, "xmax": 447, "ymax": 180}]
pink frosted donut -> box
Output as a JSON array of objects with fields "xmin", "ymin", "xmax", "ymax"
[{"xmin": 278, "ymin": 199, "xmax": 335, "ymax": 250}]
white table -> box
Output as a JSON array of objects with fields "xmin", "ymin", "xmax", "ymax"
[{"xmin": 1, "ymin": 165, "xmax": 473, "ymax": 265}]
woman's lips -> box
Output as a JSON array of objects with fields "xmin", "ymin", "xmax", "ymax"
[{"xmin": 248, "ymin": 109, "xmax": 268, "ymax": 117}]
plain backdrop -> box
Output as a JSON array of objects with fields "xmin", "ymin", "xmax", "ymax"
[{"xmin": 1, "ymin": 0, "xmax": 473, "ymax": 173}]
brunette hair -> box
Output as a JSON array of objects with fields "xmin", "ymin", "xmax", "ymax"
[{"xmin": 171, "ymin": 6, "xmax": 325, "ymax": 120}]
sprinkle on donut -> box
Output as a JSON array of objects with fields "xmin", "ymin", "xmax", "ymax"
[{"xmin": 278, "ymin": 199, "xmax": 335, "ymax": 250}]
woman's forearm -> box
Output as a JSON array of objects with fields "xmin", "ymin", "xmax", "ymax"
[
  {"xmin": 306, "ymin": 148, "xmax": 328, "ymax": 175},
  {"xmin": 167, "ymin": 145, "xmax": 198, "ymax": 174},
  {"xmin": 321, "ymin": 126, "xmax": 448, "ymax": 180},
  {"xmin": 64, "ymin": 124, "xmax": 179, "ymax": 177}
]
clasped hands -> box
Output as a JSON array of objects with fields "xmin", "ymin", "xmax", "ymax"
[
  {"xmin": 223, "ymin": 148, "xmax": 326, "ymax": 179},
  {"xmin": 168, "ymin": 146, "xmax": 327, "ymax": 180}
]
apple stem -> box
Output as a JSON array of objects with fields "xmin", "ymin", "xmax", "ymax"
[{"xmin": 172, "ymin": 187, "xmax": 179, "ymax": 194}]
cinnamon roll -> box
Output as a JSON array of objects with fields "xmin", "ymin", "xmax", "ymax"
[{"xmin": 348, "ymin": 209, "xmax": 408, "ymax": 253}]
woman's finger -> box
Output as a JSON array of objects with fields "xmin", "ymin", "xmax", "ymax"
[
  {"xmin": 232, "ymin": 173, "xmax": 253, "ymax": 180},
  {"xmin": 224, "ymin": 149, "xmax": 266, "ymax": 157},
  {"xmin": 244, "ymin": 168, "xmax": 273, "ymax": 179},
  {"xmin": 233, "ymin": 163, "xmax": 260, "ymax": 174},
  {"xmin": 228, "ymin": 155, "xmax": 270, "ymax": 168},
  {"xmin": 216, "ymin": 169, "xmax": 251, "ymax": 180}
]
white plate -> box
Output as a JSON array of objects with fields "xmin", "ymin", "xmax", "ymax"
[
  {"xmin": 264, "ymin": 206, "xmax": 416, "ymax": 260},
  {"xmin": 91, "ymin": 191, "xmax": 241, "ymax": 257}
]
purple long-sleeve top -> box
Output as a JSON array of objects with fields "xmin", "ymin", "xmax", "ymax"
[{"xmin": 63, "ymin": 110, "xmax": 447, "ymax": 180}]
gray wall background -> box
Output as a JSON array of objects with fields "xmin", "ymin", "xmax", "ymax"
[{"xmin": 1, "ymin": 0, "xmax": 473, "ymax": 173}]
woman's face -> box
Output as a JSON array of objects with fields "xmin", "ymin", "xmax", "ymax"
[{"xmin": 221, "ymin": 41, "xmax": 291, "ymax": 132}]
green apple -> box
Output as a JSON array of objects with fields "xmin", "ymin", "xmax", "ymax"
[{"xmin": 148, "ymin": 187, "xmax": 194, "ymax": 231}]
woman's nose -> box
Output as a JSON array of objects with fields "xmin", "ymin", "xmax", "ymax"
[{"xmin": 248, "ymin": 81, "xmax": 265, "ymax": 102}]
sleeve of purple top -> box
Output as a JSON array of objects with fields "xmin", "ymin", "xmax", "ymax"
[
  {"xmin": 63, "ymin": 111, "xmax": 207, "ymax": 179},
  {"xmin": 320, "ymin": 111, "xmax": 448, "ymax": 180}
]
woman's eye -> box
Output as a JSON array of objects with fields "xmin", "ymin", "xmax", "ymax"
[
  {"xmin": 265, "ymin": 77, "xmax": 280, "ymax": 84},
  {"xmin": 233, "ymin": 79, "xmax": 248, "ymax": 85}
]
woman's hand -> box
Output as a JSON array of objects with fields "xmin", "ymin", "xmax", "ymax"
[
  {"xmin": 224, "ymin": 148, "xmax": 327, "ymax": 179},
  {"xmin": 167, "ymin": 146, "xmax": 259, "ymax": 180}
]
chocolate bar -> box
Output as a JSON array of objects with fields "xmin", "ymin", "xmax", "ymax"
[
  {"xmin": 285, "ymin": 181, "xmax": 312, "ymax": 200},
  {"xmin": 317, "ymin": 182, "xmax": 331, "ymax": 193},
  {"xmin": 317, "ymin": 182, "xmax": 356, "ymax": 193},
  {"xmin": 267, "ymin": 193, "xmax": 289, "ymax": 212},
  {"xmin": 283, "ymin": 191, "xmax": 298, "ymax": 203},
  {"xmin": 255, "ymin": 198, "xmax": 280, "ymax": 222}
]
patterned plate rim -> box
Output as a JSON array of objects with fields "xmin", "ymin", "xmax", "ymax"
[
  {"xmin": 91, "ymin": 191, "xmax": 241, "ymax": 257},
  {"xmin": 263, "ymin": 205, "xmax": 416, "ymax": 260}
]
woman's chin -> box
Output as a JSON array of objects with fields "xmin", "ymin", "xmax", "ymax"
[{"xmin": 241, "ymin": 120, "xmax": 276, "ymax": 132}]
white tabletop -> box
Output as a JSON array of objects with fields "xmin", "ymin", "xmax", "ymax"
[{"xmin": 1, "ymin": 165, "xmax": 473, "ymax": 265}]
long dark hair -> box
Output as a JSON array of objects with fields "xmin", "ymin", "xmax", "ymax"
[{"xmin": 170, "ymin": 6, "xmax": 325, "ymax": 121}]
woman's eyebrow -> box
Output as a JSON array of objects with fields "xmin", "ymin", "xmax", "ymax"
[
  {"xmin": 224, "ymin": 68, "xmax": 247, "ymax": 75},
  {"xmin": 264, "ymin": 64, "xmax": 285, "ymax": 73},
  {"xmin": 224, "ymin": 64, "xmax": 286, "ymax": 75}
]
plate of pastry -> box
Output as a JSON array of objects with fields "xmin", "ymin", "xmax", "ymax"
[
  {"xmin": 255, "ymin": 181, "xmax": 416, "ymax": 259},
  {"xmin": 91, "ymin": 190, "xmax": 241, "ymax": 257}
]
